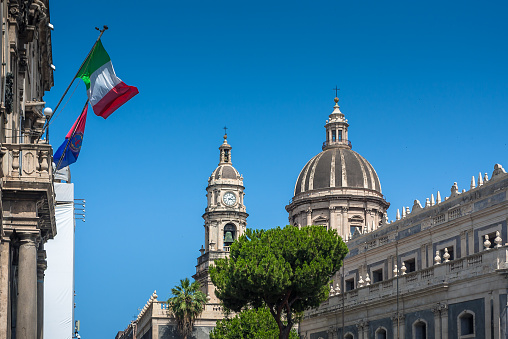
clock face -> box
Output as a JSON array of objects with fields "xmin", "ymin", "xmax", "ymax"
[{"xmin": 223, "ymin": 192, "xmax": 236, "ymax": 206}]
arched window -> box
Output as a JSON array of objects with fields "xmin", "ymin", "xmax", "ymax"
[
  {"xmin": 223, "ymin": 224, "xmax": 236, "ymax": 248},
  {"xmin": 458, "ymin": 311, "xmax": 475, "ymax": 337},
  {"xmin": 412, "ymin": 319, "xmax": 427, "ymax": 339},
  {"xmin": 344, "ymin": 332, "xmax": 354, "ymax": 339},
  {"xmin": 375, "ymin": 327, "xmax": 387, "ymax": 339}
]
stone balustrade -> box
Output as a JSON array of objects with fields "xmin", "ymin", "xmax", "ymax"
[
  {"xmin": 196, "ymin": 251, "xmax": 228, "ymax": 275},
  {"xmin": 308, "ymin": 246, "xmax": 508, "ymax": 318},
  {"xmin": 151, "ymin": 301, "xmax": 225, "ymax": 320},
  {"xmin": 1, "ymin": 143, "xmax": 52, "ymax": 182}
]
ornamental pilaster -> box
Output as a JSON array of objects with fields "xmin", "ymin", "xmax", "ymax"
[
  {"xmin": 432, "ymin": 304, "xmax": 442, "ymax": 339},
  {"xmin": 329, "ymin": 206, "xmax": 336, "ymax": 230},
  {"xmin": 420, "ymin": 243, "xmax": 427, "ymax": 268},
  {"xmin": 327, "ymin": 326, "xmax": 335, "ymax": 339},
  {"xmin": 306, "ymin": 207, "xmax": 312, "ymax": 226},
  {"xmin": 460, "ymin": 230, "xmax": 468, "ymax": 256},
  {"xmin": 439, "ymin": 303, "xmax": 449, "ymax": 337}
]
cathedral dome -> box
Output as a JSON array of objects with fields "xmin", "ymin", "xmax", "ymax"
[
  {"xmin": 294, "ymin": 148, "xmax": 381, "ymax": 195},
  {"xmin": 293, "ymin": 96, "xmax": 382, "ymax": 197},
  {"xmin": 287, "ymin": 96, "xmax": 389, "ymax": 239}
]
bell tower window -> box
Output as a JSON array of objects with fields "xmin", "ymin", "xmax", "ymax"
[
  {"xmin": 224, "ymin": 149, "xmax": 230, "ymax": 163},
  {"xmin": 338, "ymin": 130, "xmax": 342, "ymax": 141},
  {"xmin": 332, "ymin": 130, "xmax": 336, "ymax": 141},
  {"xmin": 224, "ymin": 224, "xmax": 236, "ymax": 248}
]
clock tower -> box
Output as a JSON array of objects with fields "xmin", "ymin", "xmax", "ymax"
[{"xmin": 193, "ymin": 133, "xmax": 248, "ymax": 303}]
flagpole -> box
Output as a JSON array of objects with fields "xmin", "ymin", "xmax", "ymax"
[
  {"xmin": 55, "ymin": 99, "xmax": 89, "ymax": 171},
  {"xmin": 40, "ymin": 25, "xmax": 108, "ymax": 141}
]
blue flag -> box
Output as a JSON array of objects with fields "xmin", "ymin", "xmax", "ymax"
[{"xmin": 53, "ymin": 105, "xmax": 88, "ymax": 170}]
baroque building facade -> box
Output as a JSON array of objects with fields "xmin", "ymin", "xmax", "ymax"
[
  {"xmin": 0, "ymin": 1, "xmax": 55, "ymax": 339},
  {"xmin": 291, "ymin": 99, "xmax": 508, "ymax": 339}
]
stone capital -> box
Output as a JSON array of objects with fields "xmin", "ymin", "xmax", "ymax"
[
  {"xmin": 439, "ymin": 302, "xmax": 448, "ymax": 315},
  {"xmin": 18, "ymin": 231, "xmax": 39, "ymax": 245},
  {"xmin": 432, "ymin": 304, "xmax": 441, "ymax": 316}
]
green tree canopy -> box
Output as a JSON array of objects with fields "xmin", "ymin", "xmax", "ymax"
[
  {"xmin": 167, "ymin": 278, "xmax": 208, "ymax": 339},
  {"xmin": 210, "ymin": 225, "xmax": 348, "ymax": 339},
  {"xmin": 210, "ymin": 307, "xmax": 299, "ymax": 339}
]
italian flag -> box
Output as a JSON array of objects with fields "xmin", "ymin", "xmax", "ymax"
[{"xmin": 76, "ymin": 40, "xmax": 138, "ymax": 119}]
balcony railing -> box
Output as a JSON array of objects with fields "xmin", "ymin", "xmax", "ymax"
[
  {"xmin": 322, "ymin": 139, "xmax": 352, "ymax": 150},
  {"xmin": 1, "ymin": 143, "xmax": 53, "ymax": 182}
]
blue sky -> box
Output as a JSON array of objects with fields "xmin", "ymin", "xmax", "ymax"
[{"xmin": 45, "ymin": 1, "xmax": 508, "ymax": 337}]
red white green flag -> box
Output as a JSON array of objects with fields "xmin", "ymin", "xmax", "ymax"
[{"xmin": 76, "ymin": 40, "xmax": 138, "ymax": 119}]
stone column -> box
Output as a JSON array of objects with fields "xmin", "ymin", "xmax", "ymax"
[
  {"xmin": 440, "ymin": 304, "xmax": 448, "ymax": 339},
  {"xmin": 306, "ymin": 208, "xmax": 312, "ymax": 226},
  {"xmin": 36, "ymin": 249, "xmax": 47, "ymax": 339},
  {"xmin": 432, "ymin": 306, "xmax": 441, "ymax": 339},
  {"xmin": 16, "ymin": 233, "xmax": 38, "ymax": 339},
  {"xmin": 0, "ymin": 236, "xmax": 12, "ymax": 339}
]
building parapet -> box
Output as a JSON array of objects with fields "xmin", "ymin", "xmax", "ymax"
[
  {"xmin": 305, "ymin": 246, "xmax": 508, "ymax": 319},
  {"xmin": 345, "ymin": 173, "xmax": 508, "ymax": 256}
]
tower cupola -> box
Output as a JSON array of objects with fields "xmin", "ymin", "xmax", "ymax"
[
  {"xmin": 219, "ymin": 134, "xmax": 232, "ymax": 164},
  {"xmin": 323, "ymin": 97, "xmax": 351, "ymax": 151}
]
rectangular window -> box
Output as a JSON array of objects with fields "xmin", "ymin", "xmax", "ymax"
[
  {"xmin": 350, "ymin": 226, "xmax": 362, "ymax": 235},
  {"xmin": 345, "ymin": 278, "xmax": 355, "ymax": 291},
  {"xmin": 338, "ymin": 130, "xmax": 342, "ymax": 140},
  {"xmin": 372, "ymin": 269, "xmax": 383, "ymax": 283},
  {"xmin": 332, "ymin": 130, "xmax": 336, "ymax": 141},
  {"xmin": 404, "ymin": 258, "xmax": 416, "ymax": 273}
]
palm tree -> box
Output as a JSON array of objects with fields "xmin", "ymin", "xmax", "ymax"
[{"xmin": 167, "ymin": 278, "xmax": 208, "ymax": 339}]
